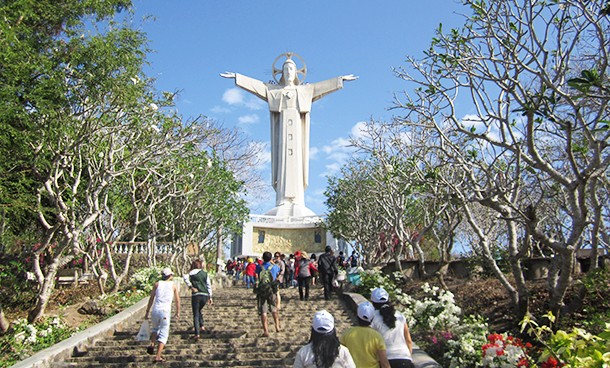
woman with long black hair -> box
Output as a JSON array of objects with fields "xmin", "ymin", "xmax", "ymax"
[
  {"xmin": 294, "ymin": 310, "xmax": 355, "ymax": 368},
  {"xmin": 370, "ymin": 288, "xmax": 414, "ymax": 368}
]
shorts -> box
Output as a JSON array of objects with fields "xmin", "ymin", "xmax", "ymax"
[
  {"xmin": 257, "ymin": 292, "xmax": 277, "ymax": 315},
  {"xmin": 150, "ymin": 309, "xmax": 171, "ymax": 344}
]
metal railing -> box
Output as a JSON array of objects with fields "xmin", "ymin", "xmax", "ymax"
[{"xmin": 111, "ymin": 242, "xmax": 177, "ymax": 254}]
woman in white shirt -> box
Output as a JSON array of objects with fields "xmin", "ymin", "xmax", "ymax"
[
  {"xmin": 370, "ymin": 287, "xmax": 414, "ymax": 368},
  {"xmin": 294, "ymin": 310, "xmax": 355, "ymax": 368}
]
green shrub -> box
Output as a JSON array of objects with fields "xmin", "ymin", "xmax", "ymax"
[{"xmin": 0, "ymin": 256, "xmax": 36, "ymax": 310}]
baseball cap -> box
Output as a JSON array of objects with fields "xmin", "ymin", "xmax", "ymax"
[
  {"xmin": 161, "ymin": 267, "xmax": 173, "ymax": 277},
  {"xmin": 357, "ymin": 301, "xmax": 375, "ymax": 322},
  {"xmin": 371, "ymin": 287, "xmax": 389, "ymax": 303},
  {"xmin": 312, "ymin": 310, "xmax": 334, "ymax": 333}
]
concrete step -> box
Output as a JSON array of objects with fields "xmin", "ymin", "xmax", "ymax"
[{"xmin": 53, "ymin": 285, "xmax": 354, "ymax": 367}]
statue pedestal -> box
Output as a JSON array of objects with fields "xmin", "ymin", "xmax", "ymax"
[
  {"xmin": 264, "ymin": 203, "xmax": 316, "ymax": 217},
  {"xmin": 230, "ymin": 214, "xmax": 336, "ymax": 258}
]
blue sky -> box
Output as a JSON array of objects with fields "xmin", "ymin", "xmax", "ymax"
[{"xmin": 131, "ymin": 1, "xmax": 466, "ymax": 216}]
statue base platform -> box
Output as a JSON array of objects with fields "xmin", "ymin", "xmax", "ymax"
[
  {"xmin": 230, "ymin": 214, "xmax": 336, "ymax": 259},
  {"xmin": 264, "ymin": 203, "xmax": 316, "ymax": 217}
]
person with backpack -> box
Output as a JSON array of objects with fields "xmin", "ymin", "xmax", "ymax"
[
  {"xmin": 318, "ymin": 246, "xmax": 339, "ymax": 300},
  {"xmin": 255, "ymin": 251, "xmax": 281, "ymax": 337},
  {"xmin": 183, "ymin": 259, "xmax": 213, "ymax": 341}
]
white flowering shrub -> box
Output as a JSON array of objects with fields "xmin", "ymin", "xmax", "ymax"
[
  {"xmin": 356, "ymin": 270, "xmax": 491, "ymax": 367},
  {"xmin": 409, "ymin": 283, "xmax": 462, "ymax": 331},
  {"xmin": 1, "ymin": 317, "xmax": 78, "ymax": 365},
  {"xmin": 129, "ymin": 265, "xmax": 164, "ymax": 293}
]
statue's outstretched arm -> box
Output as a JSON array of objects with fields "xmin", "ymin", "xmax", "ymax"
[
  {"xmin": 220, "ymin": 72, "xmax": 236, "ymax": 79},
  {"xmin": 341, "ymin": 74, "xmax": 358, "ymax": 81}
]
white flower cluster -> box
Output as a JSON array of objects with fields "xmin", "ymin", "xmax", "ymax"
[
  {"xmin": 408, "ymin": 283, "xmax": 462, "ymax": 331},
  {"xmin": 12, "ymin": 317, "xmax": 66, "ymax": 345},
  {"xmin": 130, "ymin": 266, "xmax": 163, "ymax": 291},
  {"xmin": 445, "ymin": 318, "xmax": 489, "ymax": 367}
]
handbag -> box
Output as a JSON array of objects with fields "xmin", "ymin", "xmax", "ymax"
[{"xmin": 136, "ymin": 320, "xmax": 151, "ymax": 341}]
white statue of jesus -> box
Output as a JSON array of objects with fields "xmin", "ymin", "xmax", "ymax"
[{"xmin": 221, "ymin": 53, "xmax": 357, "ymax": 217}]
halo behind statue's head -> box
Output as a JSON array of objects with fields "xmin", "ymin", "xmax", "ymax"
[{"xmin": 273, "ymin": 52, "xmax": 307, "ymax": 85}]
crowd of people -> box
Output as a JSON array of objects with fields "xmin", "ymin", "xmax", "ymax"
[
  {"xmin": 224, "ymin": 247, "xmax": 361, "ymax": 291},
  {"xmin": 142, "ymin": 248, "xmax": 414, "ymax": 367}
]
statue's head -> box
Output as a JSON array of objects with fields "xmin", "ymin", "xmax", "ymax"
[{"xmin": 281, "ymin": 59, "xmax": 299, "ymax": 85}]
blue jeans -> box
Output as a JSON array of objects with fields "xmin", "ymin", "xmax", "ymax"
[
  {"xmin": 191, "ymin": 294, "xmax": 209, "ymax": 336},
  {"xmin": 245, "ymin": 275, "xmax": 255, "ymax": 289}
]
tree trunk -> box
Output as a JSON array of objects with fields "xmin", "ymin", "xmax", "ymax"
[
  {"xmin": 437, "ymin": 262, "xmax": 449, "ymax": 290},
  {"xmin": 507, "ymin": 218, "xmax": 530, "ymax": 320},
  {"xmin": 216, "ymin": 226, "xmax": 223, "ymax": 273},
  {"xmin": 549, "ymin": 248, "xmax": 575, "ymax": 317},
  {"xmin": 0, "ymin": 303, "xmax": 9, "ymax": 334},
  {"xmin": 28, "ymin": 269, "xmax": 57, "ymax": 323}
]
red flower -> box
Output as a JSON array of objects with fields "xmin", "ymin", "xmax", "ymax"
[
  {"xmin": 541, "ymin": 356, "xmax": 559, "ymax": 368},
  {"xmin": 487, "ymin": 333, "xmax": 504, "ymax": 344},
  {"xmin": 517, "ymin": 357, "xmax": 530, "ymax": 367}
]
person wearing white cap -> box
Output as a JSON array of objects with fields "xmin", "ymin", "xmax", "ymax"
[
  {"xmin": 294, "ymin": 310, "xmax": 355, "ymax": 368},
  {"xmin": 144, "ymin": 267, "xmax": 180, "ymax": 363},
  {"xmin": 370, "ymin": 287, "xmax": 414, "ymax": 368},
  {"xmin": 341, "ymin": 302, "xmax": 390, "ymax": 368}
]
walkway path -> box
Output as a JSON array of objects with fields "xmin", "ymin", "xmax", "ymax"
[{"xmin": 50, "ymin": 283, "xmax": 439, "ymax": 367}]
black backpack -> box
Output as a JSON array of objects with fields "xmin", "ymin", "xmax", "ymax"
[{"xmin": 318, "ymin": 253, "xmax": 336, "ymax": 274}]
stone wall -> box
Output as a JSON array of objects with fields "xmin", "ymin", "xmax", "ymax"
[{"xmin": 382, "ymin": 255, "xmax": 609, "ymax": 281}]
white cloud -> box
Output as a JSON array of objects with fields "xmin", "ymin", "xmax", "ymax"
[
  {"xmin": 221, "ymin": 88, "xmax": 266, "ymax": 111},
  {"xmin": 322, "ymin": 162, "xmax": 342, "ymax": 177},
  {"xmin": 245, "ymin": 98, "xmax": 266, "ymax": 111},
  {"xmin": 238, "ymin": 114, "xmax": 259, "ymax": 125},
  {"xmin": 222, "ymin": 88, "xmax": 244, "ymax": 105},
  {"xmin": 350, "ymin": 121, "xmax": 370, "ymax": 139},
  {"xmin": 210, "ymin": 105, "xmax": 231, "ymax": 114},
  {"xmin": 309, "ymin": 146, "xmax": 319, "ymax": 160}
]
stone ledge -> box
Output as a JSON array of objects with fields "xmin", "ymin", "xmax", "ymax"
[{"xmin": 341, "ymin": 292, "xmax": 441, "ymax": 368}]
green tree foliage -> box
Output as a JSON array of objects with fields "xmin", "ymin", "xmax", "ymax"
[{"xmin": 0, "ymin": 0, "xmax": 250, "ymax": 321}]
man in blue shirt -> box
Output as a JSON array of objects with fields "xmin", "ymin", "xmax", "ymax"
[{"xmin": 255, "ymin": 251, "xmax": 281, "ymax": 337}]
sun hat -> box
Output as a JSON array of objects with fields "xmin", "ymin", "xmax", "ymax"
[
  {"xmin": 371, "ymin": 287, "xmax": 390, "ymax": 303},
  {"xmin": 312, "ymin": 310, "xmax": 334, "ymax": 334},
  {"xmin": 357, "ymin": 301, "xmax": 375, "ymax": 322},
  {"xmin": 161, "ymin": 267, "xmax": 174, "ymax": 277}
]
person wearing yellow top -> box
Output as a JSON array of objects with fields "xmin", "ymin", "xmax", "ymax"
[{"xmin": 341, "ymin": 302, "xmax": 390, "ymax": 368}]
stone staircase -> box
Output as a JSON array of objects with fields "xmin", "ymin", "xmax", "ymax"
[{"xmin": 52, "ymin": 285, "xmax": 358, "ymax": 367}]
